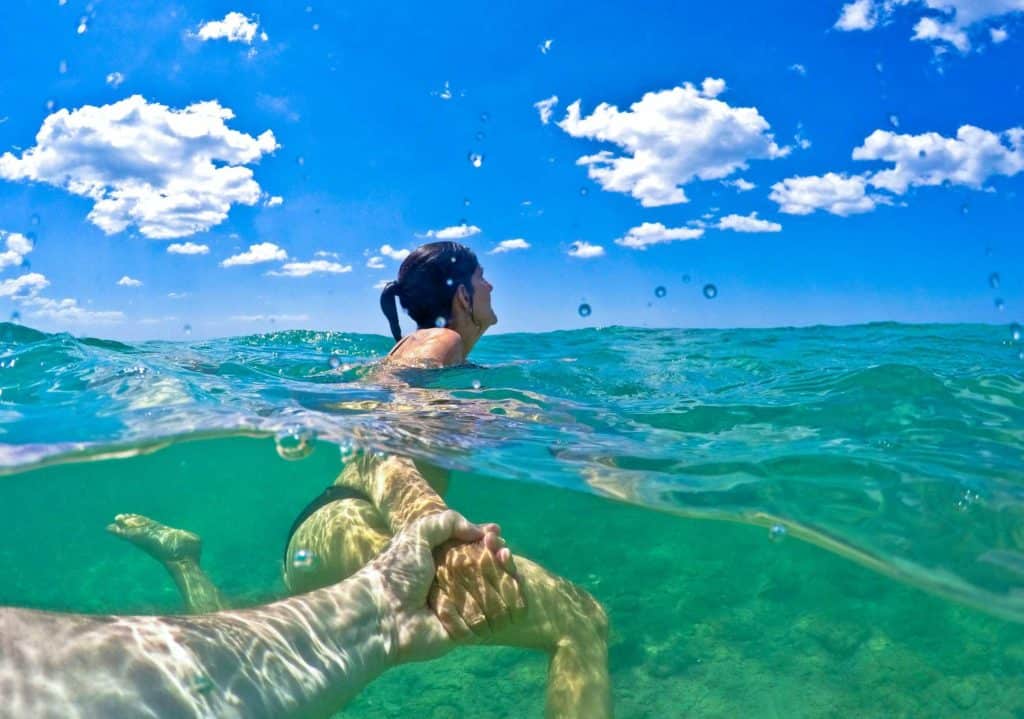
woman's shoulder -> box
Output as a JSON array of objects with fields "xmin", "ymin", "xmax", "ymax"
[{"xmin": 385, "ymin": 328, "xmax": 464, "ymax": 367}]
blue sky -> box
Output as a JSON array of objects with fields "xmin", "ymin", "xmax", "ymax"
[{"xmin": 0, "ymin": 0, "xmax": 1021, "ymax": 339}]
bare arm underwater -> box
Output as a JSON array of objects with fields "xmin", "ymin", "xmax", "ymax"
[{"xmin": 0, "ymin": 511, "xmax": 484, "ymax": 719}]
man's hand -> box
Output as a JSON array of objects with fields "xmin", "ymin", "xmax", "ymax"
[{"xmin": 428, "ymin": 523, "xmax": 527, "ymax": 641}]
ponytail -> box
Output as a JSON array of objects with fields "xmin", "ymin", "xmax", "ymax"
[{"xmin": 379, "ymin": 281, "xmax": 403, "ymax": 341}]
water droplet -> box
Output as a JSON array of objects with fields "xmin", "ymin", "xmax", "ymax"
[
  {"xmin": 291, "ymin": 548, "xmax": 317, "ymax": 570},
  {"xmin": 435, "ymin": 316, "xmax": 447, "ymax": 328},
  {"xmin": 296, "ymin": 156, "xmax": 305, "ymax": 166},
  {"xmin": 445, "ymin": 278, "xmax": 454, "ymax": 287},
  {"xmin": 471, "ymin": 379, "xmax": 481, "ymax": 390},
  {"xmin": 10, "ymin": 311, "xmax": 20, "ymax": 323},
  {"xmin": 960, "ymin": 202, "xmax": 969, "ymax": 215},
  {"xmin": 463, "ymin": 197, "xmax": 471, "ymax": 207},
  {"xmin": 46, "ymin": 100, "xmax": 56, "ymax": 111},
  {"xmin": 579, "ymin": 187, "xmax": 588, "ymax": 196},
  {"xmin": 680, "ymin": 274, "xmax": 692, "ymax": 285},
  {"xmin": 989, "ymin": 272, "xmax": 1001, "ymax": 289},
  {"xmin": 30, "ymin": 214, "xmax": 40, "ymax": 226},
  {"xmin": 768, "ymin": 524, "xmax": 787, "ymax": 542},
  {"xmin": 1012, "ymin": 323, "xmax": 1022, "ymax": 342},
  {"xmin": 577, "ymin": 303, "xmax": 592, "ymax": 318},
  {"xmin": 996, "ymin": 298, "xmax": 1006, "ymax": 312},
  {"xmin": 58, "ymin": 60, "xmax": 68, "ymax": 74},
  {"xmin": 76, "ymin": 18, "xmax": 87, "ymax": 34},
  {"xmin": 475, "ymin": 130, "xmax": 486, "ymax": 141},
  {"xmin": 702, "ymin": 284, "xmax": 718, "ymax": 299},
  {"xmin": 479, "ymin": 112, "xmax": 489, "ymax": 122},
  {"xmin": 275, "ymin": 426, "xmax": 316, "ymax": 461},
  {"xmin": 654, "ymin": 286, "xmax": 667, "ymax": 299},
  {"xmin": 328, "ymin": 355, "xmax": 341, "ymax": 370},
  {"xmin": 468, "ymin": 152, "xmax": 484, "ymax": 169},
  {"xmin": 312, "ymin": 23, "xmax": 320, "ymax": 30},
  {"xmin": 183, "ymin": 323, "xmax": 192, "ymax": 335}
]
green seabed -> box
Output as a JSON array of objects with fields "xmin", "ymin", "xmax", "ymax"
[{"xmin": 3, "ymin": 436, "xmax": 1022, "ymax": 718}]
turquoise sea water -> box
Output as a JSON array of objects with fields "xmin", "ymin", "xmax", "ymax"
[{"xmin": 2, "ymin": 321, "xmax": 1024, "ymax": 716}]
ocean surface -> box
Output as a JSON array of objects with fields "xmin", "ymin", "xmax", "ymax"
[{"xmin": 1, "ymin": 321, "xmax": 1023, "ymax": 717}]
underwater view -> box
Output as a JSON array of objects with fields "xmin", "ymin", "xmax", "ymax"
[{"xmin": 2, "ymin": 322, "xmax": 1023, "ymax": 716}]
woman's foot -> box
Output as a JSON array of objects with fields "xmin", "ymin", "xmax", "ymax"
[{"xmin": 107, "ymin": 513, "xmax": 202, "ymax": 565}]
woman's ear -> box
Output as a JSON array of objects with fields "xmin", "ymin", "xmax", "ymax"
[{"xmin": 456, "ymin": 283, "xmax": 471, "ymax": 309}]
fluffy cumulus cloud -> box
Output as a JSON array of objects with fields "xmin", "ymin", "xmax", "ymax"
[
  {"xmin": 834, "ymin": 0, "xmax": 1024, "ymax": 50},
  {"xmin": 0, "ymin": 95, "xmax": 278, "ymax": 239},
  {"xmin": 489, "ymin": 238, "xmax": 531, "ymax": 254},
  {"xmin": 556, "ymin": 80, "xmax": 788, "ymax": 207},
  {"xmin": 614, "ymin": 222, "xmax": 704, "ymax": 250},
  {"xmin": 534, "ymin": 95, "xmax": 559, "ymax": 125},
  {"xmin": 167, "ymin": 241, "xmax": 209, "ymax": 255},
  {"xmin": 717, "ymin": 212, "xmax": 783, "ymax": 232},
  {"xmin": 0, "ymin": 272, "xmax": 48, "ymax": 297},
  {"xmin": 197, "ymin": 12, "xmax": 260, "ymax": 44},
  {"xmin": 268, "ymin": 260, "xmax": 353, "ymax": 277},
  {"xmin": 852, "ymin": 125, "xmax": 1024, "ymax": 193},
  {"xmin": 422, "ymin": 224, "xmax": 481, "ymax": 240},
  {"xmin": 567, "ymin": 240, "xmax": 605, "ymax": 258},
  {"xmin": 117, "ymin": 275, "xmax": 142, "ymax": 287},
  {"xmin": 380, "ymin": 244, "xmax": 410, "ymax": 261},
  {"xmin": 366, "ymin": 256, "xmax": 385, "ymax": 269},
  {"xmin": 725, "ymin": 178, "xmax": 757, "ymax": 191},
  {"xmin": 22, "ymin": 295, "xmax": 123, "ymax": 323},
  {"xmin": 221, "ymin": 242, "xmax": 287, "ymax": 267},
  {"xmin": 0, "ymin": 231, "xmax": 32, "ymax": 270},
  {"xmin": 770, "ymin": 173, "xmax": 881, "ymax": 216}
]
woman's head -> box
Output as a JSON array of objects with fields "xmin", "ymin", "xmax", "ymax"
[{"xmin": 379, "ymin": 241, "xmax": 497, "ymax": 341}]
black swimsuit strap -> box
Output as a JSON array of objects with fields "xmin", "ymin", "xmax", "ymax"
[{"xmin": 283, "ymin": 485, "xmax": 370, "ymax": 563}]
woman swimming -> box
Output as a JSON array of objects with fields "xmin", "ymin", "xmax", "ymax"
[{"xmin": 111, "ymin": 242, "xmax": 612, "ymax": 718}]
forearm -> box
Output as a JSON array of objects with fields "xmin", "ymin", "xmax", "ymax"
[{"xmin": 0, "ymin": 572, "xmax": 394, "ymax": 719}]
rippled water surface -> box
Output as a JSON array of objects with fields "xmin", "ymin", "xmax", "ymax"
[{"xmin": 2, "ymin": 321, "xmax": 1023, "ymax": 716}]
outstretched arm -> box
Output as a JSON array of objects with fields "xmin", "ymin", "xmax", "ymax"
[{"xmin": 0, "ymin": 511, "xmax": 483, "ymax": 719}]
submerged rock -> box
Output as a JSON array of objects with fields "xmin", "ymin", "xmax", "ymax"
[{"xmin": 946, "ymin": 678, "xmax": 978, "ymax": 710}]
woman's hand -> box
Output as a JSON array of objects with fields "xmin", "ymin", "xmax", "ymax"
[{"xmin": 428, "ymin": 523, "xmax": 527, "ymax": 640}]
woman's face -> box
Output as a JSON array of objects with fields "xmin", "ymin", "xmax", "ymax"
[{"xmin": 471, "ymin": 265, "xmax": 498, "ymax": 328}]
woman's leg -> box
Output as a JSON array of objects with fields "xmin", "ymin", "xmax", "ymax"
[
  {"xmin": 107, "ymin": 513, "xmax": 226, "ymax": 613},
  {"xmin": 285, "ymin": 500, "xmax": 611, "ymax": 719}
]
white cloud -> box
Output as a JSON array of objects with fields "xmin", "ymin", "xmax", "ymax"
[
  {"xmin": 725, "ymin": 178, "xmax": 757, "ymax": 191},
  {"xmin": 0, "ymin": 272, "xmax": 48, "ymax": 297},
  {"xmin": 699, "ymin": 77, "xmax": 726, "ymax": 99},
  {"xmin": 769, "ymin": 173, "xmax": 881, "ymax": 216},
  {"xmin": 853, "ymin": 125, "xmax": 1024, "ymax": 193},
  {"xmin": 0, "ymin": 231, "xmax": 32, "ymax": 270},
  {"xmin": 555, "ymin": 81, "xmax": 788, "ymax": 207},
  {"xmin": 366, "ymin": 256, "xmax": 385, "ymax": 269},
  {"xmin": 265, "ymin": 195, "xmax": 283, "ymax": 207},
  {"xmin": 422, "ymin": 224, "xmax": 481, "ymax": 240},
  {"xmin": 614, "ymin": 222, "xmax": 704, "ymax": 250},
  {"xmin": 835, "ymin": 0, "xmax": 1024, "ymax": 50},
  {"xmin": 0, "ymin": 95, "xmax": 278, "ymax": 239},
  {"xmin": 835, "ymin": 0, "xmax": 878, "ymax": 30},
  {"xmin": 489, "ymin": 238, "xmax": 531, "ymax": 254},
  {"xmin": 167, "ymin": 241, "xmax": 209, "ymax": 255},
  {"xmin": 315, "ymin": 250, "xmax": 340, "ymax": 259},
  {"xmin": 567, "ymin": 240, "xmax": 605, "ymax": 258},
  {"xmin": 534, "ymin": 95, "xmax": 559, "ymax": 125},
  {"xmin": 197, "ymin": 12, "xmax": 260, "ymax": 44},
  {"xmin": 991, "ymin": 25, "xmax": 1009, "ymax": 41},
  {"xmin": 22, "ymin": 295, "xmax": 123, "ymax": 323},
  {"xmin": 268, "ymin": 260, "xmax": 353, "ymax": 277},
  {"xmin": 717, "ymin": 212, "xmax": 783, "ymax": 233},
  {"xmin": 221, "ymin": 242, "xmax": 287, "ymax": 267},
  {"xmin": 380, "ymin": 244, "xmax": 411, "ymax": 261},
  {"xmin": 167, "ymin": 292, "xmax": 190, "ymax": 299},
  {"xmin": 117, "ymin": 275, "xmax": 142, "ymax": 287},
  {"xmin": 539, "ymin": 38, "xmax": 553, "ymax": 54},
  {"xmin": 105, "ymin": 72, "xmax": 124, "ymax": 88},
  {"xmin": 789, "ymin": 63, "xmax": 808, "ymax": 75},
  {"xmin": 230, "ymin": 313, "xmax": 310, "ymax": 322},
  {"xmin": 372, "ymin": 279, "xmax": 389, "ymax": 290}
]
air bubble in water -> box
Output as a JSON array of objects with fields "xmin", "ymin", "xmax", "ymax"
[
  {"xmin": 578, "ymin": 303, "xmax": 592, "ymax": 318},
  {"xmin": 996, "ymin": 298, "xmax": 1005, "ymax": 311},
  {"xmin": 291, "ymin": 548, "xmax": 317, "ymax": 570},
  {"xmin": 702, "ymin": 284, "xmax": 718, "ymax": 299},
  {"xmin": 654, "ymin": 286, "xmax": 667, "ymax": 298},
  {"xmin": 468, "ymin": 152, "xmax": 484, "ymax": 169},
  {"xmin": 328, "ymin": 355, "xmax": 341, "ymax": 369},
  {"xmin": 681, "ymin": 274, "xmax": 691, "ymax": 284},
  {"xmin": 989, "ymin": 272, "xmax": 1001, "ymax": 289},
  {"xmin": 435, "ymin": 316, "xmax": 446, "ymax": 327},
  {"xmin": 445, "ymin": 278, "xmax": 454, "ymax": 287},
  {"xmin": 1012, "ymin": 323, "xmax": 1022, "ymax": 342},
  {"xmin": 275, "ymin": 426, "xmax": 316, "ymax": 460},
  {"xmin": 471, "ymin": 379, "xmax": 481, "ymax": 390},
  {"xmin": 768, "ymin": 524, "xmax": 787, "ymax": 542}
]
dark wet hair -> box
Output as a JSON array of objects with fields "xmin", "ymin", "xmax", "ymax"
[{"xmin": 379, "ymin": 241, "xmax": 479, "ymax": 341}]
